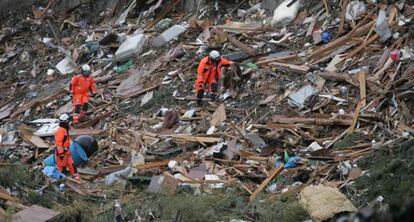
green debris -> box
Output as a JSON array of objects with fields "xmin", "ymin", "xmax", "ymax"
[
  {"xmin": 353, "ymin": 139, "xmax": 414, "ymax": 218},
  {"xmin": 0, "ymin": 165, "xmax": 31, "ymax": 188},
  {"xmin": 115, "ymin": 59, "xmax": 134, "ymax": 73},
  {"xmin": 333, "ymin": 133, "xmax": 367, "ymax": 149},
  {"xmin": 245, "ymin": 62, "xmax": 258, "ymax": 70}
]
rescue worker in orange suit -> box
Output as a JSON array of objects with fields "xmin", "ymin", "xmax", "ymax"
[
  {"xmin": 70, "ymin": 64, "xmax": 96, "ymax": 124},
  {"xmin": 55, "ymin": 114, "xmax": 80, "ymax": 181},
  {"xmin": 195, "ymin": 50, "xmax": 233, "ymax": 106}
]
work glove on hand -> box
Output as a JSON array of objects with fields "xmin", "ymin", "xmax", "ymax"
[
  {"xmin": 73, "ymin": 173, "xmax": 81, "ymax": 182},
  {"xmin": 90, "ymin": 93, "xmax": 96, "ymax": 97}
]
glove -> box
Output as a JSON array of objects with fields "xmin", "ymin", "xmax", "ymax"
[
  {"xmin": 73, "ymin": 173, "xmax": 81, "ymax": 182},
  {"xmin": 90, "ymin": 93, "xmax": 96, "ymax": 97}
]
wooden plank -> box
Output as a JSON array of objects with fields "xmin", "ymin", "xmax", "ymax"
[
  {"xmin": 0, "ymin": 103, "xmax": 15, "ymax": 120},
  {"xmin": 135, "ymin": 159, "xmax": 170, "ymax": 170},
  {"xmin": 11, "ymin": 89, "xmax": 62, "ymax": 119},
  {"xmin": 318, "ymin": 72, "xmax": 355, "ymax": 83},
  {"xmin": 256, "ymin": 54, "xmax": 298, "ymax": 65},
  {"xmin": 213, "ymin": 28, "xmax": 258, "ymax": 56},
  {"xmin": 308, "ymin": 21, "xmax": 374, "ymax": 60},
  {"xmin": 345, "ymin": 34, "xmax": 378, "ymax": 59},
  {"xmin": 65, "ymin": 182, "xmax": 85, "ymax": 195},
  {"xmin": 249, "ymin": 165, "xmax": 284, "ymax": 202},
  {"xmin": 0, "ymin": 191, "xmax": 21, "ymax": 203},
  {"xmin": 269, "ymin": 62, "xmax": 310, "ymax": 73},
  {"xmin": 55, "ymin": 101, "xmax": 72, "ymax": 117},
  {"xmin": 71, "ymin": 128, "xmax": 103, "ymax": 136},
  {"xmin": 98, "ymin": 165, "xmax": 128, "ymax": 175},
  {"xmin": 210, "ymin": 104, "xmax": 226, "ymax": 126},
  {"xmin": 172, "ymin": 135, "xmax": 220, "ymax": 143},
  {"xmin": 77, "ymin": 112, "xmax": 111, "ymax": 128},
  {"xmin": 35, "ymin": 128, "xmax": 103, "ymax": 137},
  {"xmin": 348, "ymin": 101, "xmax": 363, "ymax": 135},
  {"xmin": 338, "ymin": 0, "xmax": 348, "ymax": 34},
  {"xmin": 358, "ymin": 72, "xmax": 367, "ymax": 106},
  {"xmin": 122, "ymin": 84, "xmax": 160, "ymax": 99},
  {"xmin": 266, "ymin": 123, "xmax": 299, "ymax": 130},
  {"xmin": 271, "ymin": 116, "xmax": 353, "ymax": 126},
  {"xmin": 17, "ymin": 125, "xmax": 50, "ymax": 149},
  {"xmin": 12, "ymin": 205, "xmax": 60, "ymax": 222}
]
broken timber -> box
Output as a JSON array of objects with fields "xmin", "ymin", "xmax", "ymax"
[
  {"xmin": 269, "ymin": 62, "xmax": 310, "ymax": 73},
  {"xmin": 18, "ymin": 125, "xmax": 50, "ymax": 149},
  {"xmin": 11, "ymin": 89, "xmax": 63, "ymax": 119},
  {"xmin": 271, "ymin": 116, "xmax": 353, "ymax": 126},
  {"xmin": 249, "ymin": 165, "xmax": 284, "ymax": 201},
  {"xmin": 213, "ymin": 28, "xmax": 258, "ymax": 57}
]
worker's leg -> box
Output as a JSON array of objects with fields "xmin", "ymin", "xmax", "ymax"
[
  {"xmin": 79, "ymin": 94, "xmax": 89, "ymax": 119},
  {"xmin": 195, "ymin": 78, "xmax": 205, "ymax": 106},
  {"xmin": 73, "ymin": 94, "xmax": 82, "ymax": 124},
  {"xmin": 65, "ymin": 152, "xmax": 79, "ymax": 179},
  {"xmin": 55, "ymin": 152, "xmax": 67, "ymax": 173},
  {"xmin": 210, "ymin": 81, "xmax": 218, "ymax": 101}
]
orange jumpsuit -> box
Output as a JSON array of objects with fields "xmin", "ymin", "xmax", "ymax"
[
  {"xmin": 195, "ymin": 56, "xmax": 233, "ymax": 94},
  {"xmin": 54, "ymin": 126, "xmax": 77, "ymax": 176},
  {"xmin": 70, "ymin": 74, "xmax": 96, "ymax": 107}
]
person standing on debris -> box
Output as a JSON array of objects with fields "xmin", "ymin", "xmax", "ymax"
[
  {"xmin": 195, "ymin": 50, "xmax": 233, "ymax": 105},
  {"xmin": 55, "ymin": 114, "xmax": 80, "ymax": 181},
  {"xmin": 70, "ymin": 64, "xmax": 96, "ymax": 124}
]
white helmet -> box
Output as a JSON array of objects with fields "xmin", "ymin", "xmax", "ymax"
[
  {"xmin": 209, "ymin": 50, "xmax": 220, "ymax": 62},
  {"xmin": 82, "ymin": 64, "xmax": 91, "ymax": 75},
  {"xmin": 59, "ymin": 113, "xmax": 70, "ymax": 123}
]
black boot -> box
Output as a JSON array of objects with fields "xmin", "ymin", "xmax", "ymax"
[{"xmin": 196, "ymin": 89, "xmax": 204, "ymax": 106}]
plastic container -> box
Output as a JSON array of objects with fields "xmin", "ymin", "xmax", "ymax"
[
  {"xmin": 44, "ymin": 141, "xmax": 88, "ymax": 167},
  {"xmin": 74, "ymin": 135, "xmax": 98, "ymax": 157}
]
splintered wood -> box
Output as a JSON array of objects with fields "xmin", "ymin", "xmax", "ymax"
[
  {"xmin": 271, "ymin": 116, "xmax": 353, "ymax": 126},
  {"xmin": 17, "ymin": 125, "xmax": 49, "ymax": 149},
  {"xmin": 210, "ymin": 104, "xmax": 227, "ymax": 126},
  {"xmin": 249, "ymin": 166, "xmax": 284, "ymax": 202}
]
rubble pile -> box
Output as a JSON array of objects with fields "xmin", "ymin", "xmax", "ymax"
[{"xmin": 1, "ymin": 0, "xmax": 414, "ymax": 221}]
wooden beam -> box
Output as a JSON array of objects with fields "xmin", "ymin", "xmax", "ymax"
[
  {"xmin": 256, "ymin": 54, "xmax": 298, "ymax": 65},
  {"xmin": 249, "ymin": 166, "xmax": 284, "ymax": 202},
  {"xmin": 77, "ymin": 112, "xmax": 111, "ymax": 128},
  {"xmin": 269, "ymin": 62, "xmax": 310, "ymax": 73},
  {"xmin": 358, "ymin": 72, "xmax": 367, "ymax": 106},
  {"xmin": 0, "ymin": 191, "xmax": 21, "ymax": 203},
  {"xmin": 271, "ymin": 116, "xmax": 353, "ymax": 126},
  {"xmin": 18, "ymin": 125, "xmax": 50, "ymax": 149},
  {"xmin": 213, "ymin": 28, "xmax": 258, "ymax": 56},
  {"xmin": 122, "ymin": 84, "xmax": 160, "ymax": 99},
  {"xmin": 345, "ymin": 34, "xmax": 378, "ymax": 59},
  {"xmin": 11, "ymin": 89, "xmax": 62, "ymax": 119},
  {"xmin": 308, "ymin": 21, "xmax": 374, "ymax": 60},
  {"xmin": 171, "ymin": 135, "xmax": 220, "ymax": 143},
  {"xmin": 135, "ymin": 159, "xmax": 170, "ymax": 170},
  {"xmin": 348, "ymin": 101, "xmax": 363, "ymax": 135},
  {"xmin": 338, "ymin": 0, "xmax": 349, "ymax": 35}
]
